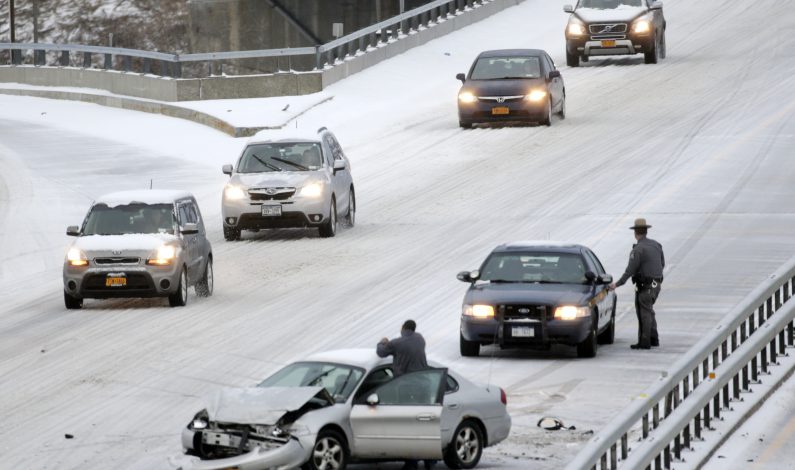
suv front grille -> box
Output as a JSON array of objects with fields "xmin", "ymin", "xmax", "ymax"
[
  {"xmin": 95, "ymin": 257, "xmax": 140, "ymax": 265},
  {"xmin": 249, "ymin": 187, "xmax": 296, "ymax": 201},
  {"xmin": 499, "ymin": 305, "xmax": 548, "ymax": 321},
  {"xmin": 589, "ymin": 23, "xmax": 627, "ymax": 34}
]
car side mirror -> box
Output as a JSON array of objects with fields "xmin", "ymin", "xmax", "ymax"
[
  {"xmin": 457, "ymin": 270, "xmax": 480, "ymax": 283},
  {"xmin": 584, "ymin": 271, "xmax": 597, "ymax": 283},
  {"xmin": 66, "ymin": 225, "xmax": 80, "ymax": 236},
  {"xmin": 548, "ymin": 70, "xmax": 561, "ymax": 80},
  {"xmin": 366, "ymin": 393, "xmax": 379, "ymax": 406},
  {"xmin": 650, "ymin": 1, "xmax": 663, "ymax": 9},
  {"xmin": 456, "ymin": 73, "xmax": 466, "ymax": 84},
  {"xmin": 181, "ymin": 222, "xmax": 199, "ymax": 235},
  {"xmin": 599, "ymin": 274, "xmax": 613, "ymax": 284},
  {"xmin": 563, "ymin": 4, "xmax": 574, "ymax": 13},
  {"xmin": 222, "ymin": 164, "xmax": 233, "ymax": 176},
  {"xmin": 333, "ymin": 160, "xmax": 346, "ymax": 173}
]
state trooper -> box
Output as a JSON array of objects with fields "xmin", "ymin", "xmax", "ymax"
[{"xmin": 609, "ymin": 218, "xmax": 665, "ymax": 350}]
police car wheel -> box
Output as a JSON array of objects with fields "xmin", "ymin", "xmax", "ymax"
[{"xmin": 577, "ymin": 312, "xmax": 598, "ymax": 358}]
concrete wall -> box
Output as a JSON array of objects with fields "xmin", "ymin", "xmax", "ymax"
[{"xmin": 0, "ymin": 0, "xmax": 526, "ymax": 101}]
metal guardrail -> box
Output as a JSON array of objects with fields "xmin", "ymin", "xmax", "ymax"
[
  {"xmin": 567, "ymin": 256, "xmax": 795, "ymax": 470},
  {"xmin": 0, "ymin": 0, "xmax": 489, "ymax": 78}
]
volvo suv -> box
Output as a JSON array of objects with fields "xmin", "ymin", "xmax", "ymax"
[
  {"xmin": 221, "ymin": 127, "xmax": 355, "ymax": 240},
  {"xmin": 63, "ymin": 190, "xmax": 213, "ymax": 309},
  {"xmin": 564, "ymin": 0, "xmax": 666, "ymax": 66}
]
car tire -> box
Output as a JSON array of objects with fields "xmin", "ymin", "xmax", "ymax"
[
  {"xmin": 303, "ymin": 428, "xmax": 348, "ymax": 470},
  {"xmin": 460, "ymin": 333, "xmax": 480, "ymax": 357},
  {"xmin": 64, "ymin": 291, "xmax": 83, "ymax": 309},
  {"xmin": 444, "ymin": 420, "xmax": 484, "ymax": 469},
  {"xmin": 168, "ymin": 266, "xmax": 188, "ymax": 307},
  {"xmin": 577, "ymin": 311, "xmax": 598, "ymax": 358},
  {"xmin": 223, "ymin": 225, "xmax": 240, "ymax": 241},
  {"xmin": 659, "ymin": 31, "xmax": 667, "ymax": 59},
  {"xmin": 541, "ymin": 98, "xmax": 553, "ymax": 126},
  {"xmin": 644, "ymin": 33, "xmax": 659, "ymax": 64},
  {"xmin": 566, "ymin": 51, "xmax": 579, "ymax": 67},
  {"xmin": 459, "ymin": 121, "xmax": 473, "ymax": 129},
  {"xmin": 318, "ymin": 198, "xmax": 337, "ymax": 238},
  {"xmin": 597, "ymin": 303, "xmax": 616, "ymax": 345},
  {"xmin": 344, "ymin": 187, "xmax": 355, "ymax": 228},
  {"xmin": 557, "ymin": 94, "xmax": 566, "ymax": 119},
  {"xmin": 195, "ymin": 257, "xmax": 213, "ymax": 297}
]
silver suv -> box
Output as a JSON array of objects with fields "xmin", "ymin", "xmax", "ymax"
[
  {"xmin": 63, "ymin": 190, "xmax": 213, "ymax": 309},
  {"xmin": 221, "ymin": 127, "xmax": 355, "ymax": 240}
]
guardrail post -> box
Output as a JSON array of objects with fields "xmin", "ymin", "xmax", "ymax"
[
  {"xmin": 83, "ymin": 52, "xmax": 91, "ymax": 68},
  {"xmin": 674, "ymin": 433, "xmax": 682, "ymax": 460},
  {"xmin": 11, "ymin": 49, "xmax": 23, "ymax": 65},
  {"xmin": 610, "ymin": 443, "xmax": 617, "ymax": 468},
  {"xmin": 703, "ymin": 402, "xmax": 711, "ymax": 429},
  {"xmin": 766, "ymin": 297, "xmax": 773, "ymax": 322},
  {"xmin": 104, "ymin": 53, "xmax": 112, "ymax": 69},
  {"xmin": 143, "ymin": 58, "xmax": 151, "ymax": 74},
  {"xmin": 713, "ymin": 348, "xmax": 720, "ymax": 369},
  {"xmin": 761, "ymin": 346, "xmax": 768, "ymax": 373},
  {"xmin": 722, "ymin": 383, "xmax": 730, "ymax": 408},
  {"xmin": 643, "ymin": 413, "xmax": 650, "ymax": 438},
  {"xmin": 34, "ymin": 49, "xmax": 45, "ymax": 66},
  {"xmin": 159, "ymin": 60, "xmax": 168, "ymax": 77},
  {"xmin": 621, "ymin": 433, "xmax": 629, "ymax": 459},
  {"xmin": 695, "ymin": 410, "xmax": 703, "ymax": 438},
  {"xmin": 123, "ymin": 55, "xmax": 131, "ymax": 72},
  {"xmin": 731, "ymin": 330, "xmax": 738, "ymax": 352},
  {"xmin": 713, "ymin": 392, "xmax": 721, "ymax": 417},
  {"xmin": 358, "ymin": 35, "xmax": 365, "ymax": 54},
  {"xmin": 653, "ymin": 403, "xmax": 660, "ymax": 428},
  {"xmin": 742, "ymin": 363, "xmax": 750, "ymax": 390},
  {"xmin": 600, "ymin": 452, "xmax": 607, "ymax": 469},
  {"xmin": 684, "ymin": 422, "xmax": 691, "ymax": 449},
  {"xmin": 369, "ymin": 31, "xmax": 376, "ymax": 48},
  {"xmin": 59, "ymin": 51, "xmax": 69, "ymax": 66},
  {"xmin": 172, "ymin": 61, "xmax": 182, "ymax": 78},
  {"xmin": 770, "ymin": 338, "xmax": 778, "ymax": 364},
  {"xmin": 315, "ymin": 47, "xmax": 323, "ymax": 70},
  {"xmin": 683, "ymin": 375, "xmax": 690, "ymax": 399},
  {"xmin": 789, "ymin": 320, "xmax": 794, "ymax": 346},
  {"xmin": 733, "ymin": 371, "xmax": 741, "ymax": 399}
]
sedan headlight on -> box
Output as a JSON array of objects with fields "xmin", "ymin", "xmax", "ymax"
[
  {"xmin": 300, "ymin": 182, "xmax": 324, "ymax": 198},
  {"xmin": 224, "ymin": 184, "xmax": 247, "ymax": 200},
  {"xmin": 458, "ymin": 92, "xmax": 477, "ymax": 104},
  {"xmin": 147, "ymin": 244, "xmax": 177, "ymax": 266},
  {"xmin": 525, "ymin": 90, "xmax": 548, "ymax": 102},
  {"xmin": 553, "ymin": 305, "xmax": 590, "ymax": 320},
  {"xmin": 566, "ymin": 19, "xmax": 586, "ymax": 37},
  {"xmin": 67, "ymin": 247, "xmax": 88, "ymax": 267},
  {"xmin": 463, "ymin": 304, "xmax": 495, "ymax": 318},
  {"xmin": 632, "ymin": 17, "xmax": 652, "ymax": 34}
]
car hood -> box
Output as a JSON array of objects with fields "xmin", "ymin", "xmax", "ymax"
[
  {"xmin": 465, "ymin": 282, "xmax": 594, "ymax": 307},
  {"xmin": 574, "ymin": 6, "xmax": 647, "ymax": 23},
  {"xmin": 207, "ymin": 386, "xmax": 332, "ymax": 425},
  {"xmin": 72, "ymin": 233, "xmax": 179, "ymax": 256},
  {"xmin": 461, "ymin": 77, "xmax": 547, "ymax": 97},
  {"xmin": 232, "ymin": 171, "xmax": 323, "ymax": 189}
]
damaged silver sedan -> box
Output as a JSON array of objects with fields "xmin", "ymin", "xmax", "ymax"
[{"xmin": 170, "ymin": 349, "xmax": 511, "ymax": 470}]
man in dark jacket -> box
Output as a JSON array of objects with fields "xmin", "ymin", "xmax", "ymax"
[
  {"xmin": 376, "ymin": 320, "xmax": 435, "ymax": 470},
  {"xmin": 610, "ymin": 218, "xmax": 665, "ymax": 350}
]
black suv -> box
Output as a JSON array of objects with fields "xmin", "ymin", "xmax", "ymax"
[
  {"xmin": 564, "ymin": 0, "xmax": 666, "ymax": 66},
  {"xmin": 457, "ymin": 242, "xmax": 616, "ymax": 358}
]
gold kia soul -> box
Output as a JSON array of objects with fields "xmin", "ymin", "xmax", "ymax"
[{"xmin": 62, "ymin": 190, "xmax": 213, "ymax": 309}]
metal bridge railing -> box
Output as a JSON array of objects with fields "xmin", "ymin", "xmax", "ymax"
[
  {"xmin": 0, "ymin": 0, "xmax": 490, "ymax": 79},
  {"xmin": 567, "ymin": 256, "xmax": 795, "ymax": 470}
]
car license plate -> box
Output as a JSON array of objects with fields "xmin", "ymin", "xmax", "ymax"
[
  {"xmin": 491, "ymin": 106, "xmax": 510, "ymax": 115},
  {"xmin": 601, "ymin": 40, "xmax": 616, "ymax": 47},
  {"xmin": 105, "ymin": 275, "xmax": 127, "ymax": 287},
  {"xmin": 512, "ymin": 326, "xmax": 534, "ymax": 338},
  {"xmin": 261, "ymin": 205, "xmax": 282, "ymax": 217}
]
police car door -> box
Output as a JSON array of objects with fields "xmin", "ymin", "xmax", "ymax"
[{"xmin": 349, "ymin": 368, "xmax": 446, "ymax": 460}]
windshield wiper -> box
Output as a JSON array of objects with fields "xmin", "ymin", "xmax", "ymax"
[
  {"xmin": 251, "ymin": 154, "xmax": 283, "ymax": 172},
  {"xmin": 489, "ymin": 279, "xmax": 521, "ymax": 283},
  {"xmin": 271, "ymin": 156, "xmax": 309, "ymax": 171}
]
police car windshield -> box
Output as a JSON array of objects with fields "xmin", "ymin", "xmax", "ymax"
[
  {"xmin": 480, "ymin": 252, "xmax": 588, "ymax": 284},
  {"xmin": 258, "ymin": 362, "xmax": 365, "ymax": 403},
  {"xmin": 579, "ymin": 0, "xmax": 643, "ymax": 9},
  {"xmin": 83, "ymin": 203, "xmax": 175, "ymax": 235},
  {"xmin": 470, "ymin": 56, "xmax": 541, "ymax": 80},
  {"xmin": 238, "ymin": 143, "xmax": 323, "ymax": 173}
]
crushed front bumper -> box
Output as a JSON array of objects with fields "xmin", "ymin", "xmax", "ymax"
[{"xmin": 172, "ymin": 436, "xmax": 308, "ymax": 470}]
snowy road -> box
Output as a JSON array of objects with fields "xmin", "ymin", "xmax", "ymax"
[{"xmin": 2, "ymin": 0, "xmax": 795, "ymax": 468}]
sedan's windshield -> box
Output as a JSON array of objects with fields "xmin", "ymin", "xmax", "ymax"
[
  {"xmin": 480, "ymin": 252, "xmax": 588, "ymax": 284},
  {"xmin": 579, "ymin": 0, "xmax": 643, "ymax": 9},
  {"xmin": 258, "ymin": 362, "xmax": 364, "ymax": 403},
  {"xmin": 83, "ymin": 203, "xmax": 175, "ymax": 235},
  {"xmin": 238, "ymin": 142, "xmax": 323, "ymax": 173},
  {"xmin": 470, "ymin": 56, "xmax": 541, "ymax": 80}
]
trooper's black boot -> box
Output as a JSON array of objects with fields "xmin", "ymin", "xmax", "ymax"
[{"xmin": 631, "ymin": 343, "xmax": 651, "ymax": 350}]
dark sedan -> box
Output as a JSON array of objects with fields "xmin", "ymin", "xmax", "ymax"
[
  {"xmin": 457, "ymin": 242, "xmax": 616, "ymax": 358},
  {"xmin": 456, "ymin": 49, "xmax": 565, "ymax": 128}
]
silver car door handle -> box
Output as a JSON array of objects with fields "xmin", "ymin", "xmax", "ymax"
[
  {"xmin": 416, "ymin": 414, "xmax": 436, "ymax": 422},
  {"xmin": 447, "ymin": 403, "xmax": 460, "ymax": 409}
]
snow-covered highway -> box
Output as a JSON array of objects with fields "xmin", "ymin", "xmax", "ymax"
[{"xmin": 2, "ymin": 0, "xmax": 795, "ymax": 468}]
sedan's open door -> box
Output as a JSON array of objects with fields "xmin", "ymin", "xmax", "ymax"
[{"xmin": 350, "ymin": 368, "xmax": 447, "ymax": 460}]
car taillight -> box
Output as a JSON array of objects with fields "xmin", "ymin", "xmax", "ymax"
[{"xmin": 500, "ymin": 388, "xmax": 507, "ymax": 405}]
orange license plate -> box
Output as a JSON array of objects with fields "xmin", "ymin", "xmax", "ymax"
[
  {"xmin": 491, "ymin": 107, "xmax": 510, "ymax": 115},
  {"xmin": 105, "ymin": 276, "xmax": 127, "ymax": 287},
  {"xmin": 601, "ymin": 40, "xmax": 616, "ymax": 47}
]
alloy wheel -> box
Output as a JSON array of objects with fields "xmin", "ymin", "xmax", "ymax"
[
  {"xmin": 313, "ymin": 436, "xmax": 343, "ymax": 470},
  {"xmin": 455, "ymin": 426, "xmax": 480, "ymax": 464}
]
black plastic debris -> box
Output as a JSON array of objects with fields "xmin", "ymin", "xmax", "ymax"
[
  {"xmin": 64, "ymin": 434, "xmax": 74, "ymax": 439},
  {"xmin": 537, "ymin": 417, "xmax": 576, "ymax": 431}
]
